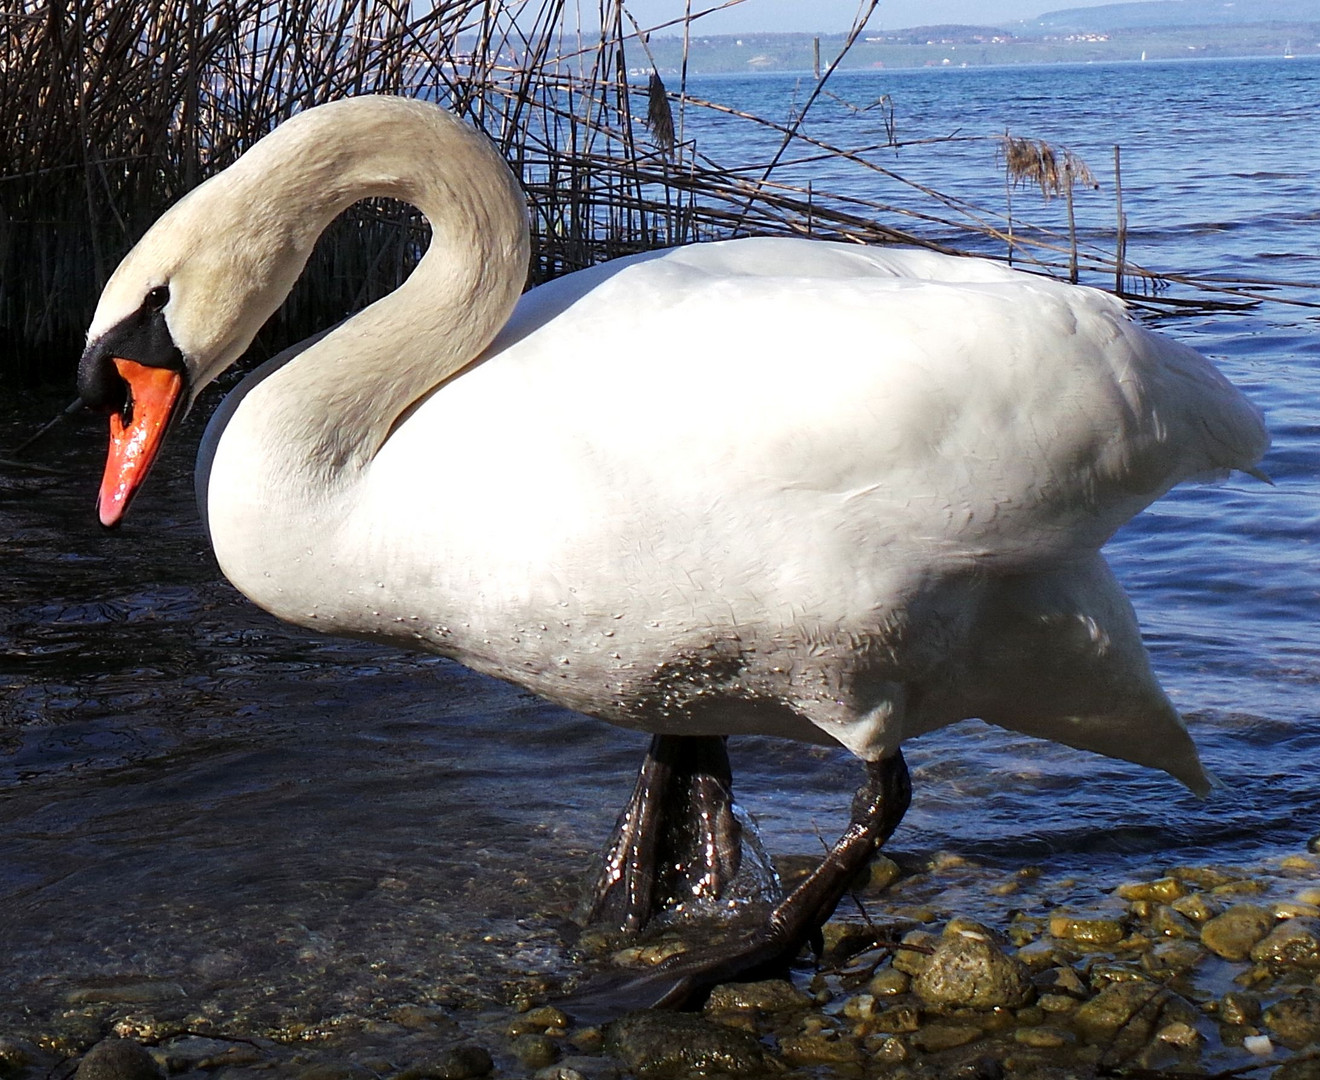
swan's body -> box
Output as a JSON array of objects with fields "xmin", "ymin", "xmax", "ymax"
[
  {"xmin": 79, "ymin": 98, "xmax": 1267, "ymax": 989},
  {"xmin": 197, "ymin": 232, "xmax": 1259, "ymax": 789}
]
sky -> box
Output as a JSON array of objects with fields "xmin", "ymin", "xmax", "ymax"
[{"xmin": 619, "ymin": 0, "xmax": 1167, "ymax": 34}]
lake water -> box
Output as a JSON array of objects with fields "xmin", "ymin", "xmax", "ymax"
[{"xmin": 1, "ymin": 56, "xmax": 1318, "ymax": 1054}]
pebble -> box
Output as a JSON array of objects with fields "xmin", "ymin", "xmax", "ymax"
[
  {"xmin": 392, "ymin": 1005, "xmax": 460, "ymax": 1032},
  {"xmin": 910, "ymin": 1023, "xmax": 984, "ymax": 1052},
  {"xmin": 1243, "ymin": 1033, "xmax": 1275, "ymax": 1055},
  {"xmin": 507, "ymin": 1006, "xmax": 573, "ymax": 1036},
  {"xmin": 1013, "ymin": 1026, "xmax": 1074, "ymax": 1048},
  {"xmin": 1201, "ymin": 903, "xmax": 1276, "ymax": 959},
  {"xmin": 1116, "ymin": 877, "xmax": 1187, "ymax": 903},
  {"xmin": 511, "ymin": 1034, "xmax": 559, "ymax": 1069},
  {"xmin": 1171, "ymin": 866, "xmax": 1242, "ymax": 889},
  {"xmin": 1141, "ymin": 939, "xmax": 1204, "ymax": 976},
  {"xmin": 777, "ymin": 1033, "xmax": 863, "ymax": 1066},
  {"xmin": 891, "ymin": 929, "xmax": 938, "ymax": 976},
  {"xmin": 860, "ymin": 1004, "xmax": 920, "ymax": 1034},
  {"xmin": 610, "ymin": 940, "xmax": 687, "ymax": 967},
  {"xmin": 1048, "ymin": 913, "xmax": 1126, "ymax": 947},
  {"xmin": 1149, "ymin": 904, "xmax": 1200, "ymax": 939},
  {"xmin": 913, "ymin": 921, "xmax": 1035, "ymax": 1009},
  {"xmin": 1156, "ymin": 1021, "xmax": 1201, "ymax": 1048},
  {"xmin": 1014, "ymin": 939, "xmax": 1061, "ymax": 972},
  {"xmin": 1250, "ymin": 916, "xmax": 1320, "ymax": 968},
  {"xmin": 866, "ymin": 968, "xmax": 909, "ymax": 996},
  {"xmin": 863, "ymin": 1034, "xmax": 907, "ymax": 1065},
  {"xmin": 861, "ymin": 854, "xmax": 902, "ymax": 892},
  {"xmin": 1219, "ymin": 991, "xmax": 1263, "ymax": 1026},
  {"xmin": 1170, "ymin": 892, "xmax": 1222, "ymax": 923},
  {"xmin": 1212, "ymin": 878, "xmax": 1268, "ymax": 897},
  {"xmin": 155, "ymin": 1036, "xmax": 265, "ymax": 1071},
  {"xmin": 1040, "ymin": 961, "xmax": 1082, "ymax": 992}
]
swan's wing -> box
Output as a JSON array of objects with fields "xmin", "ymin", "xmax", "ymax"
[
  {"xmin": 439, "ymin": 239, "xmax": 1266, "ymax": 573},
  {"xmin": 363, "ymin": 240, "xmax": 1264, "ymax": 787}
]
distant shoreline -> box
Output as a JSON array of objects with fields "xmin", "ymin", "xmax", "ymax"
[
  {"xmin": 629, "ymin": 27, "xmax": 1316, "ymax": 76},
  {"xmin": 666, "ymin": 51, "xmax": 1318, "ymax": 81}
]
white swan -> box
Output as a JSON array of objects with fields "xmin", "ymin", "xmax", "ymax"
[{"xmin": 77, "ymin": 96, "xmax": 1268, "ymax": 999}]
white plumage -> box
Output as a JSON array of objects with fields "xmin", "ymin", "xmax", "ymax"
[{"xmin": 83, "ymin": 96, "xmax": 1267, "ymax": 831}]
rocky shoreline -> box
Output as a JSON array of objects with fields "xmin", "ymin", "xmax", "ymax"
[{"xmin": 6, "ymin": 848, "xmax": 1320, "ymax": 1080}]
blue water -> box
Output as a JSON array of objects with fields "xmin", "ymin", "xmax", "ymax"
[
  {"xmin": 1, "ymin": 56, "xmax": 1317, "ymax": 1038},
  {"xmin": 671, "ymin": 57, "xmax": 1320, "ymax": 862}
]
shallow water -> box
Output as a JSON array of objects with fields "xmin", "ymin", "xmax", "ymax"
[{"xmin": 2, "ymin": 56, "xmax": 1318, "ymax": 1054}]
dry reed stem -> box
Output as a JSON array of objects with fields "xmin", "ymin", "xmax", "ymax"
[{"xmin": 1001, "ymin": 134, "xmax": 1098, "ymax": 199}]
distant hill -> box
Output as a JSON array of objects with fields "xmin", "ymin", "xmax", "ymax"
[
  {"xmin": 1029, "ymin": 0, "xmax": 1320, "ymax": 32},
  {"xmin": 636, "ymin": 1, "xmax": 1318, "ymax": 74}
]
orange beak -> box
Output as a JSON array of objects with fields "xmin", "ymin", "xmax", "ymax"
[{"xmin": 97, "ymin": 357, "xmax": 184, "ymax": 528}]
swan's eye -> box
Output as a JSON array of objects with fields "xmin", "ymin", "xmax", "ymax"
[{"xmin": 144, "ymin": 285, "xmax": 170, "ymax": 312}]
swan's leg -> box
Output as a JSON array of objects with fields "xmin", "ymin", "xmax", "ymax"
[
  {"xmin": 583, "ymin": 734, "xmax": 742, "ymax": 932},
  {"xmin": 573, "ymin": 751, "xmax": 911, "ymax": 1014}
]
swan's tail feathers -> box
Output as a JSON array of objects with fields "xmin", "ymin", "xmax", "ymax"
[
  {"xmin": 969, "ymin": 554, "xmax": 1213, "ymax": 796},
  {"xmin": 1131, "ymin": 330, "xmax": 1271, "ymax": 482}
]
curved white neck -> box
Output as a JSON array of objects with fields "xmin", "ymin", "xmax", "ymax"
[
  {"xmin": 198, "ymin": 99, "xmax": 528, "ymax": 594},
  {"xmin": 229, "ymin": 98, "xmax": 528, "ymax": 475}
]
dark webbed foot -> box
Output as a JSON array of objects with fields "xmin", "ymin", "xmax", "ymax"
[
  {"xmin": 584, "ymin": 734, "xmax": 743, "ymax": 932},
  {"xmin": 570, "ymin": 751, "xmax": 912, "ymax": 1015}
]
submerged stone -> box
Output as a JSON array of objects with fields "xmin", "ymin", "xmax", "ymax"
[
  {"xmin": 1072, "ymin": 981, "xmax": 1198, "ymax": 1047},
  {"xmin": 1273, "ymin": 1055, "xmax": 1320, "ymax": 1080},
  {"xmin": 74, "ymin": 1040, "xmax": 164, "ymax": 1080},
  {"xmin": 704, "ymin": 978, "xmax": 808, "ymax": 1014},
  {"xmin": 604, "ymin": 1011, "xmax": 766, "ymax": 1077},
  {"xmin": 1263, "ymin": 990, "xmax": 1320, "ymax": 1050},
  {"xmin": 0, "ymin": 1039, "xmax": 43, "ymax": 1078},
  {"xmin": 395, "ymin": 1045, "xmax": 493, "ymax": 1080},
  {"xmin": 910, "ymin": 1023, "xmax": 984, "ymax": 1052}
]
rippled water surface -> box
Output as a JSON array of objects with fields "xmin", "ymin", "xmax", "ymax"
[{"xmin": 2, "ymin": 56, "xmax": 1318, "ymax": 1051}]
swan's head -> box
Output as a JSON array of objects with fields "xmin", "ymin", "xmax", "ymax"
[
  {"xmin": 77, "ymin": 163, "xmax": 315, "ymax": 528},
  {"xmin": 77, "ymin": 96, "xmax": 529, "ymax": 529}
]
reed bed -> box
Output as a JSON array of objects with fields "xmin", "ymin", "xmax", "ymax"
[{"xmin": 0, "ymin": 0, "xmax": 1307, "ymax": 389}]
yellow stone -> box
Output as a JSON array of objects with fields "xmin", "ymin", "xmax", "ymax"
[
  {"xmin": 1116, "ymin": 877, "xmax": 1187, "ymax": 903},
  {"xmin": 1049, "ymin": 914, "xmax": 1127, "ymax": 946}
]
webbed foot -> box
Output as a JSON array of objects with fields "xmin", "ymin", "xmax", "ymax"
[
  {"xmin": 571, "ymin": 750, "xmax": 911, "ymax": 1015},
  {"xmin": 584, "ymin": 734, "xmax": 743, "ymax": 932}
]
